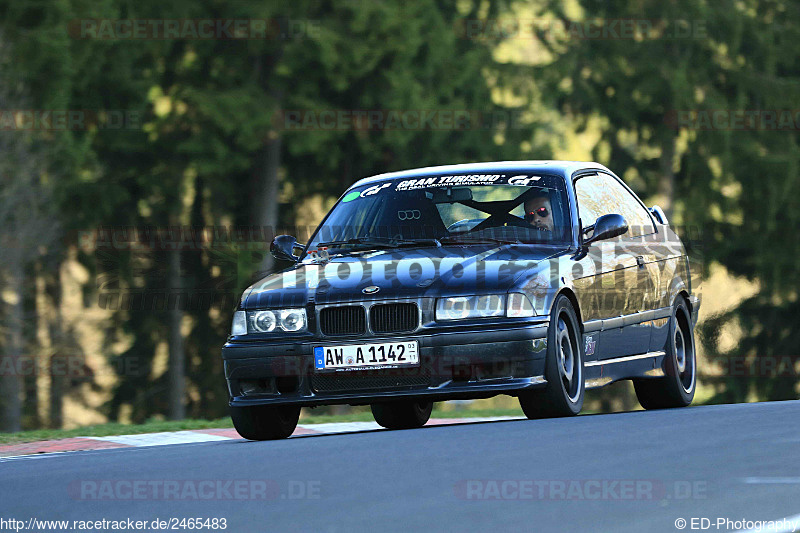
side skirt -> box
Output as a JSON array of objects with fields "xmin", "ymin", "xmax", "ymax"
[{"xmin": 584, "ymin": 351, "xmax": 666, "ymax": 389}]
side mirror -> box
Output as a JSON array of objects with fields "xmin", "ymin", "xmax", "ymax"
[
  {"xmin": 584, "ymin": 214, "xmax": 628, "ymax": 246},
  {"xmin": 271, "ymin": 235, "xmax": 303, "ymax": 262},
  {"xmin": 649, "ymin": 205, "xmax": 669, "ymax": 225}
]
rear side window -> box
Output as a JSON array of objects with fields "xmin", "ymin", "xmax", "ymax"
[{"xmin": 574, "ymin": 173, "xmax": 655, "ymax": 238}]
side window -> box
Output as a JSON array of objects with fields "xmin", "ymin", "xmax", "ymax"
[{"xmin": 574, "ymin": 174, "xmax": 655, "ymax": 238}]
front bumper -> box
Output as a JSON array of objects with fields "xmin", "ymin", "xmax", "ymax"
[
  {"xmin": 687, "ymin": 294, "xmax": 701, "ymax": 327},
  {"xmin": 222, "ymin": 323, "xmax": 549, "ymax": 407}
]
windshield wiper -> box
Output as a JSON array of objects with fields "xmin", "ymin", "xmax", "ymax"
[
  {"xmin": 393, "ymin": 238, "xmax": 442, "ymax": 248},
  {"xmin": 318, "ymin": 236, "xmax": 443, "ymax": 250},
  {"xmin": 439, "ymin": 235, "xmax": 520, "ymax": 245},
  {"xmin": 317, "ymin": 237, "xmax": 400, "ymax": 250}
]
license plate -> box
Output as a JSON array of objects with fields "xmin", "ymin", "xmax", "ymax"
[{"xmin": 314, "ymin": 341, "xmax": 419, "ymax": 371}]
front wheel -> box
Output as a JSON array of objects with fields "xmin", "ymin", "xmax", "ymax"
[
  {"xmin": 230, "ymin": 404, "xmax": 301, "ymax": 440},
  {"xmin": 519, "ymin": 295, "xmax": 584, "ymax": 418},
  {"xmin": 371, "ymin": 401, "xmax": 433, "ymax": 429},
  {"xmin": 633, "ymin": 296, "xmax": 696, "ymax": 409}
]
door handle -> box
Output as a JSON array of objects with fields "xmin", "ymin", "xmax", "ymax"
[{"xmin": 636, "ymin": 256, "xmax": 645, "ymax": 268}]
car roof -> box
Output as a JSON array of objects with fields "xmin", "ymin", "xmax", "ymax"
[{"xmin": 348, "ymin": 160, "xmax": 611, "ymax": 189}]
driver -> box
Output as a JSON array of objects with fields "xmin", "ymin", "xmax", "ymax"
[{"xmin": 523, "ymin": 190, "xmax": 554, "ymax": 232}]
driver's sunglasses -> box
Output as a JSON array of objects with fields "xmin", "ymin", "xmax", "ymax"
[{"xmin": 524, "ymin": 207, "xmax": 549, "ymax": 222}]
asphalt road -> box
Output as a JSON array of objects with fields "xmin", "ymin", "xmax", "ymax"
[{"xmin": 3, "ymin": 400, "xmax": 800, "ymax": 533}]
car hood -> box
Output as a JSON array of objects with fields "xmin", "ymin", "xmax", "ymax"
[{"xmin": 241, "ymin": 245, "xmax": 569, "ymax": 309}]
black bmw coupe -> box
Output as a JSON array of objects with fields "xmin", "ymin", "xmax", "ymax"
[{"xmin": 222, "ymin": 161, "xmax": 700, "ymax": 439}]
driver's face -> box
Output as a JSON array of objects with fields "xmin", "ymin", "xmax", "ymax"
[{"xmin": 524, "ymin": 197, "xmax": 554, "ymax": 232}]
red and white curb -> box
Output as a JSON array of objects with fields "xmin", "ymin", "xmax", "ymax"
[{"xmin": 0, "ymin": 416, "xmax": 522, "ymax": 459}]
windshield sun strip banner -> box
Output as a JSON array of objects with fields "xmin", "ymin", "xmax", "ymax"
[
  {"xmin": 393, "ymin": 173, "xmax": 560, "ymax": 191},
  {"xmin": 341, "ymin": 173, "xmax": 564, "ymax": 198}
]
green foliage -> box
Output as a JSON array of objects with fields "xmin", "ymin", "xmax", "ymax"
[
  {"xmin": 530, "ymin": 0, "xmax": 800, "ymax": 402},
  {"xmin": 2, "ymin": 0, "xmax": 797, "ymax": 430},
  {"xmin": 1, "ymin": 0, "xmax": 527, "ymax": 426}
]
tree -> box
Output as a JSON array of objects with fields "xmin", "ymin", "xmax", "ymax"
[
  {"xmin": 1, "ymin": 0, "xmax": 543, "ymax": 428},
  {"xmin": 0, "ymin": 35, "xmax": 60, "ymax": 431},
  {"xmin": 94, "ymin": 0, "xmax": 531, "ymax": 421},
  {"xmin": 522, "ymin": 0, "xmax": 800, "ymax": 402}
]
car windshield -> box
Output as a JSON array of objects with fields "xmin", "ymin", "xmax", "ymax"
[{"xmin": 306, "ymin": 172, "xmax": 571, "ymax": 254}]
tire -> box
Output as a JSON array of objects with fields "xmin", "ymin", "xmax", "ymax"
[
  {"xmin": 634, "ymin": 296, "xmax": 696, "ymax": 409},
  {"xmin": 230, "ymin": 404, "xmax": 301, "ymax": 440},
  {"xmin": 371, "ymin": 401, "xmax": 433, "ymax": 430},
  {"xmin": 518, "ymin": 295, "xmax": 584, "ymax": 418}
]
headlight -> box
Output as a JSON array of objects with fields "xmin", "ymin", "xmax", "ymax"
[
  {"xmin": 506, "ymin": 293, "xmax": 536, "ymax": 318},
  {"xmin": 436, "ymin": 295, "xmax": 506, "ymax": 321},
  {"xmin": 252, "ymin": 310, "xmax": 277, "ymax": 333},
  {"xmin": 278, "ymin": 309, "xmax": 306, "ymax": 332},
  {"xmin": 231, "ymin": 308, "xmax": 308, "ymax": 335}
]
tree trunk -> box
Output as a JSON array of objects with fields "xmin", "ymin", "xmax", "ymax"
[
  {"xmin": 168, "ymin": 245, "xmax": 186, "ymax": 420},
  {"xmin": 49, "ymin": 354, "xmax": 65, "ymax": 429},
  {"xmin": 0, "ymin": 261, "xmax": 24, "ymax": 432},
  {"xmin": 659, "ymin": 135, "xmax": 677, "ymax": 221},
  {"xmin": 255, "ymin": 133, "xmax": 283, "ymax": 275},
  {"xmin": 23, "ymin": 269, "xmax": 40, "ymax": 428},
  {"xmin": 48, "ymin": 265, "xmax": 65, "ymax": 429}
]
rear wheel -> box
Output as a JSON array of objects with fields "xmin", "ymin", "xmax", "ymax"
[
  {"xmin": 633, "ymin": 296, "xmax": 695, "ymax": 409},
  {"xmin": 371, "ymin": 401, "xmax": 433, "ymax": 429},
  {"xmin": 519, "ymin": 295, "xmax": 584, "ymax": 418},
  {"xmin": 230, "ymin": 404, "xmax": 301, "ymax": 440}
]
